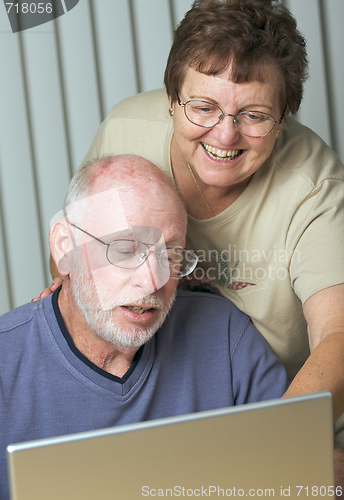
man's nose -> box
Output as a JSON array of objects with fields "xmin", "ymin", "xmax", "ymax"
[{"xmin": 130, "ymin": 253, "xmax": 168, "ymax": 296}]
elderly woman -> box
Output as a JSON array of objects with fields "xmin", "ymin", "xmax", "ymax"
[{"xmin": 49, "ymin": 0, "xmax": 344, "ymax": 443}]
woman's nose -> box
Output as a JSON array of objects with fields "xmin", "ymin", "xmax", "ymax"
[{"xmin": 211, "ymin": 114, "xmax": 241, "ymax": 144}]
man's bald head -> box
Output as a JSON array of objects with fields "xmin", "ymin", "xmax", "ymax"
[{"xmin": 63, "ymin": 155, "xmax": 185, "ymax": 227}]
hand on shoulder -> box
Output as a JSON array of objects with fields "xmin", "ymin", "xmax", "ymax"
[{"xmin": 31, "ymin": 278, "xmax": 63, "ymax": 302}]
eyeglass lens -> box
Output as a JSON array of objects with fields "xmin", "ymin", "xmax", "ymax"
[{"xmin": 106, "ymin": 240, "xmax": 197, "ymax": 277}]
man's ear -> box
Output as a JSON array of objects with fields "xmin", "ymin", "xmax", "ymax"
[{"xmin": 49, "ymin": 219, "xmax": 75, "ymax": 276}]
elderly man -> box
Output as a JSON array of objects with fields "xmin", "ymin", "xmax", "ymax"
[{"xmin": 0, "ymin": 155, "xmax": 288, "ymax": 500}]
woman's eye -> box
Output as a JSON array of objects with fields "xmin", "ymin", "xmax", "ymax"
[
  {"xmin": 196, "ymin": 106, "xmax": 216, "ymax": 114},
  {"xmin": 248, "ymin": 113, "xmax": 261, "ymax": 121},
  {"xmin": 189, "ymin": 101, "xmax": 218, "ymax": 114},
  {"xmin": 241, "ymin": 111, "xmax": 266, "ymax": 122}
]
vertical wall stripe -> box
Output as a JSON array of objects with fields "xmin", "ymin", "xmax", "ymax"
[
  {"xmin": 320, "ymin": 0, "xmax": 344, "ymax": 163},
  {"xmin": 88, "ymin": 0, "xmax": 105, "ymax": 124},
  {"xmin": 128, "ymin": 0, "xmax": 142, "ymax": 94},
  {"xmin": 0, "ymin": 166, "xmax": 13, "ymax": 313},
  {"xmin": 90, "ymin": 1, "xmax": 137, "ymax": 118},
  {"xmin": 17, "ymin": 32, "xmax": 48, "ymax": 287},
  {"xmin": 132, "ymin": 0, "xmax": 173, "ymax": 92},
  {"xmin": 172, "ymin": 0, "xmax": 194, "ymax": 27},
  {"xmin": 168, "ymin": 0, "xmax": 177, "ymax": 32},
  {"xmin": 54, "ymin": 18, "xmax": 74, "ymax": 182},
  {"xmin": 318, "ymin": 0, "xmax": 336, "ymax": 154}
]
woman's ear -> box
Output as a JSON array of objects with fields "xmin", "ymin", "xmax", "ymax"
[{"xmin": 49, "ymin": 219, "xmax": 75, "ymax": 276}]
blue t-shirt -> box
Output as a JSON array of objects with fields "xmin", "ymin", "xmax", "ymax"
[{"xmin": 0, "ymin": 289, "xmax": 288, "ymax": 499}]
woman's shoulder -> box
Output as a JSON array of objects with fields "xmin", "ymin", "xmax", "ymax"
[
  {"xmin": 273, "ymin": 117, "xmax": 344, "ymax": 184},
  {"xmin": 106, "ymin": 88, "xmax": 169, "ymax": 122},
  {"xmin": 81, "ymin": 88, "xmax": 173, "ymax": 177}
]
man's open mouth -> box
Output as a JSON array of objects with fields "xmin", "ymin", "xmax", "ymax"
[
  {"xmin": 124, "ymin": 306, "xmax": 154, "ymax": 315},
  {"xmin": 202, "ymin": 143, "xmax": 243, "ymax": 161}
]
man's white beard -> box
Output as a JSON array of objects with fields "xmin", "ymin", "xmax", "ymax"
[{"xmin": 70, "ymin": 270, "xmax": 176, "ymax": 348}]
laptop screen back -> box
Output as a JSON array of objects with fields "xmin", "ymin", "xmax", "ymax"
[{"xmin": 7, "ymin": 392, "xmax": 335, "ymax": 500}]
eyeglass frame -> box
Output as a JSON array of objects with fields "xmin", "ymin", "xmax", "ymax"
[
  {"xmin": 66, "ymin": 221, "xmax": 198, "ymax": 278},
  {"xmin": 177, "ymin": 95, "xmax": 286, "ymax": 138}
]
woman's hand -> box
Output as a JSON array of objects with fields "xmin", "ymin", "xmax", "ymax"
[{"xmin": 31, "ymin": 278, "xmax": 63, "ymax": 302}]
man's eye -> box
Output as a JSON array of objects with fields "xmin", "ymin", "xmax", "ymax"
[
  {"xmin": 109, "ymin": 241, "xmax": 137, "ymax": 256},
  {"xmin": 165, "ymin": 249, "xmax": 183, "ymax": 261},
  {"xmin": 117, "ymin": 250, "xmax": 134, "ymax": 255},
  {"xmin": 111, "ymin": 250, "xmax": 136, "ymax": 261},
  {"xmin": 160, "ymin": 255, "xmax": 170, "ymax": 263},
  {"xmin": 114, "ymin": 245, "xmax": 135, "ymax": 253}
]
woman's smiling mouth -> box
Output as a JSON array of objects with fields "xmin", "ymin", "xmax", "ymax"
[{"xmin": 202, "ymin": 143, "xmax": 243, "ymax": 161}]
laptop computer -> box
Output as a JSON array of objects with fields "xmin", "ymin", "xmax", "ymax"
[{"xmin": 7, "ymin": 392, "xmax": 335, "ymax": 500}]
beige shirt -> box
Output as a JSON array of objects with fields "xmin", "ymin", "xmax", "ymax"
[{"xmin": 83, "ymin": 89, "xmax": 344, "ymax": 378}]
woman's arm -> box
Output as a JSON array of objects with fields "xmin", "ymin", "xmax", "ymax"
[{"xmin": 284, "ymin": 284, "xmax": 344, "ymax": 421}]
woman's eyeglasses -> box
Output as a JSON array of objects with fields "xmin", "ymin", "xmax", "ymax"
[{"xmin": 177, "ymin": 96, "xmax": 285, "ymax": 138}]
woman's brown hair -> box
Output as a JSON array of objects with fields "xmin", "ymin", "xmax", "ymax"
[{"xmin": 164, "ymin": 0, "xmax": 308, "ymax": 114}]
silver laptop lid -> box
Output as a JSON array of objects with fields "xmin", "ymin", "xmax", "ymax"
[{"xmin": 7, "ymin": 392, "xmax": 334, "ymax": 500}]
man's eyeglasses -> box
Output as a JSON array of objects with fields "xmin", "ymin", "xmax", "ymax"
[
  {"xmin": 177, "ymin": 96, "xmax": 286, "ymax": 138},
  {"xmin": 68, "ymin": 222, "xmax": 198, "ymax": 279}
]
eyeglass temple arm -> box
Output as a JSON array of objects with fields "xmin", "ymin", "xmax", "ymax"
[
  {"xmin": 177, "ymin": 95, "xmax": 184, "ymax": 106},
  {"xmin": 277, "ymin": 105, "xmax": 287, "ymax": 124},
  {"xmin": 67, "ymin": 221, "xmax": 108, "ymax": 247}
]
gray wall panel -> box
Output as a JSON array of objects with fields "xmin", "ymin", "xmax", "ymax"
[
  {"xmin": 321, "ymin": 0, "xmax": 344, "ymax": 162},
  {"xmin": 0, "ymin": 27, "xmax": 45, "ymax": 307},
  {"xmin": 0, "ymin": 214, "xmax": 11, "ymax": 315},
  {"xmin": 173, "ymin": 0, "xmax": 193, "ymax": 27},
  {"xmin": 92, "ymin": 0, "xmax": 138, "ymax": 118},
  {"xmin": 56, "ymin": 0, "xmax": 101, "ymax": 172},
  {"xmin": 21, "ymin": 25, "xmax": 71, "ymax": 280},
  {"xmin": 288, "ymin": 0, "xmax": 331, "ymax": 146},
  {"xmin": 132, "ymin": 0, "xmax": 173, "ymax": 92}
]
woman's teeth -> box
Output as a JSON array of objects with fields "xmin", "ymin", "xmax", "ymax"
[{"xmin": 202, "ymin": 143, "xmax": 242, "ymax": 160}]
